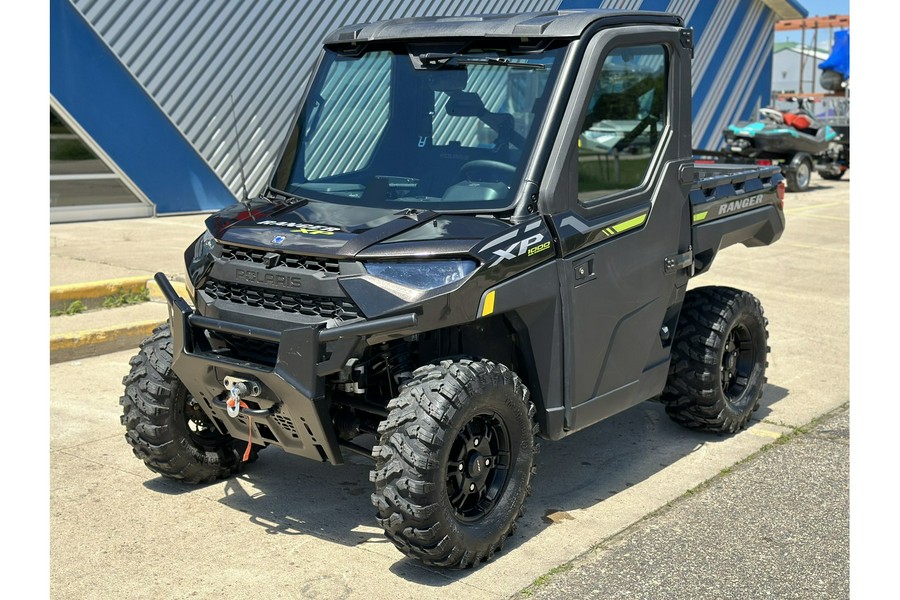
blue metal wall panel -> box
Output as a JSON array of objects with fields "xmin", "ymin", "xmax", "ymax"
[
  {"xmin": 693, "ymin": 1, "xmax": 761, "ymax": 147},
  {"xmin": 69, "ymin": 0, "xmax": 558, "ymax": 213},
  {"xmin": 50, "ymin": 0, "xmax": 234, "ymax": 213},
  {"xmin": 698, "ymin": 7, "xmax": 775, "ymax": 149},
  {"xmin": 58, "ymin": 0, "xmax": 789, "ymax": 213},
  {"xmin": 640, "ymin": 0, "xmax": 672, "ymax": 12},
  {"xmin": 559, "ymin": 0, "xmax": 783, "ymax": 151}
]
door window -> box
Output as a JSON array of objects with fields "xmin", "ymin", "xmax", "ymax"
[{"xmin": 577, "ymin": 45, "xmax": 668, "ymax": 203}]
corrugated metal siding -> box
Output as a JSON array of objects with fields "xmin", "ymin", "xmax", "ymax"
[
  {"xmin": 71, "ymin": 0, "xmax": 558, "ymax": 201},
  {"xmin": 305, "ymin": 51, "xmax": 392, "ymax": 179},
  {"xmin": 566, "ymin": 0, "xmax": 779, "ymax": 150}
]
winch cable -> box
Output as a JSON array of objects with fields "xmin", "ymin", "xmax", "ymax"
[{"xmin": 225, "ymin": 396, "xmax": 254, "ymax": 462}]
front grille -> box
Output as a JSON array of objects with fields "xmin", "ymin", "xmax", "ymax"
[
  {"xmin": 211, "ymin": 331, "xmax": 278, "ymax": 367},
  {"xmin": 203, "ymin": 280, "xmax": 361, "ymax": 320},
  {"xmin": 220, "ymin": 244, "xmax": 340, "ymax": 274}
]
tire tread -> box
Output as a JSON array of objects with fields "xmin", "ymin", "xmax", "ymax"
[{"xmin": 370, "ymin": 358, "xmax": 536, "ymax": 568}]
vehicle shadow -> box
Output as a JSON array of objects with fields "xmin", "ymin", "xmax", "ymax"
[{"xmin": 145, "ymin": 382, "xmax": 789, "ymax": 586}]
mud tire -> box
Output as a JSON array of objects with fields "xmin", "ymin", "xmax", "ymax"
[
  {"xmin": 370, "ymin": 358, "xmax": 536, "ymax": 568},
  {"xmin": 120, "ymin": 324, "xmax": 258, "ymax": 483},
  {"xmin": 661, "ymin": 287, "xmax": 770, "ymax": 433}
]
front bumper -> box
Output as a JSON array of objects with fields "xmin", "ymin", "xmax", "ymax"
[{"xmin": 155, "ymin": 273, "xmax": 417, "ymax": 465}]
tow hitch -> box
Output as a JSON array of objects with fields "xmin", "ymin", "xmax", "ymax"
[
  {"xmin": 223, "ymin": 376, "xmax": 261, "ymax": 417},
  {"xmin": 216, "ymin": 377, "xmax": 264, "ymax": 462}
]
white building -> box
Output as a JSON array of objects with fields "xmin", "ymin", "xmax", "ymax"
[{"xmin": 772, "ymin": 42, "xmax": 831, "ymax": 95}]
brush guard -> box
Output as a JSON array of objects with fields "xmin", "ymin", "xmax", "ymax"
[{"xmin": 154, "ymin": 272, "xmax": 417, "ymax": 465}]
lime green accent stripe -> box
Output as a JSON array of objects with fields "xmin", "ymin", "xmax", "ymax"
[
  {"xmin": 612, "ymin": 213, "xmax": 647, "ymax": 234},
  {"xmin": 693, "ymin": 211, "xmax": 708, "ymax": 222}
]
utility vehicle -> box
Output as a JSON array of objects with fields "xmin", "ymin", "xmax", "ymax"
[{"xmin": 122, "ymin": 9, "xmax": 786, "ymax": 569}]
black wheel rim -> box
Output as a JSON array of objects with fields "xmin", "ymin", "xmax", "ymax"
[
  {"xmin": 721, "ymin": 323, "xmax": 757, "ymax": 402},
  {"xmin": 446, "ymin": 412, "xmax": 511, "ymax": 522},
  {"xmin": 178, "ymin": 390, "xmax": 231, "ymax": 450}
]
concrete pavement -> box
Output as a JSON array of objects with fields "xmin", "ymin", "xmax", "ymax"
[
  {"xmin": 50, "ymin": 213, "xmax": 208, "ymax": 286},
  {"xmin": 49, "ymin": 214, "xmax": 203, "ymax": 362},
  {"xmin": 515, "ymin": 404, "xmax": 850, "ymax": 600},
  {"xmin": 48, "ymin": 174, "xmax": 849, "ymax": 599}
]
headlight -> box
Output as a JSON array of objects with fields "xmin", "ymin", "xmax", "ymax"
[
  {"xmin": 184, "ymin": 230, "xmax": 217, "ymax": 301},
  {"xmin": 364, "ymin": 260, "xmax": 477, "ymax": 291}
]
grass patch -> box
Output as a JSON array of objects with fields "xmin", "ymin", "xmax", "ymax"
[
  {"xmin": 102, "ymin": 287, "xmax": 150, "ymax": 309},
  {"xmin": 51, "ymin": 300, "xmax": 87, "ymax": 317},
  {"xmin": 51, "ymin": 286, "xmax": 151, "ymax": 316},
  {"xmin": 520, "ymin": 563, "xmax": 575, "ymax": 597},
  {"xmin": 578, "ymin": 154, "xmax": 652, "ymax": 193}
]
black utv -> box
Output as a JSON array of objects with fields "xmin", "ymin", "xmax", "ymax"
[{"xmin": 122, "ymin": 9, "xmax": 785, "ymax": 568}]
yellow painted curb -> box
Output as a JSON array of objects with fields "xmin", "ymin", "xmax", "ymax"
[
  {"xmin": 49, "ymin": 319, "xmax": 163, "ymax": 364},
  {"xmin": 747, "ymin": 428, "xmax": 784, "ymax": 440},
  {"xmin": 146, "ymin": 279, "xmax": 190, "ymax": 303},
  {"xmin": 50, "ymin": 276, "xmax": 151, "ymax": 305}
]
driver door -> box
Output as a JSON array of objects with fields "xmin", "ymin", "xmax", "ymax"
[{"xmin": 543, "ymin": 28, "xmax": 694, "ymax": 432}]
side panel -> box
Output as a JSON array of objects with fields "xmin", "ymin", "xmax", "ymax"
[{"xmin": 471, "ymin": 260, "xmax": 567, "ymax": 440}]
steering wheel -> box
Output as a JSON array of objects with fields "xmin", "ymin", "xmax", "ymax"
[
  {"xmin": 759, "ymin": 108, "xmax": 784, "ymax": 124},
  {"xmin": 459, "ymin": 160, "xmax": 516, "ymax": 183}
]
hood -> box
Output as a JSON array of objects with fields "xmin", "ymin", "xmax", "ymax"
[{"xmin": 204, "ymin": 198, "xmax": 512, "ymax": 259}]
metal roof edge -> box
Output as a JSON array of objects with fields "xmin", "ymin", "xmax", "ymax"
[{"xmin": 760, "ymin": 0, "xmax": 809, "ymax": 20}]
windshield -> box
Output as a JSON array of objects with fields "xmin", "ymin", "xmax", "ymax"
[{"xmin": 272, "ymin": 42, "xmax": 567, "ymax": 211}]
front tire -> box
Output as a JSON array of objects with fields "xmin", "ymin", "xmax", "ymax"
[
  {"xmin": 661, "ymin": 287, "xmax": 769, "ymax": 433},
  {"xmin": 370, "ymin": 358, "xmax": 536, "ymax": 568},
  {"xmin": 120, "ymin": 324, "xmax": 256, "ymax": 483}
]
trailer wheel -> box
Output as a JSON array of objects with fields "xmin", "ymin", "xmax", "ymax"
[
  {"xmin": 786, "ymin": 156, "xmax": 813, "ymax": 191},
  {"xmin": 819, "ymin": 170, "xmax": 845, "ymax": 181},
  {"xmin": 370, "ymin": 358, "xmax": 536, "ymax": 568},
  {"xmin": 661, "ymin": 287, "xmax": 769, "ymax": 434},
  {"xmin": 120, "ymin": 324, "xmax": 258, "ymax": 483}
]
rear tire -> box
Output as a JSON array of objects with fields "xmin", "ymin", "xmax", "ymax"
[
  {"xmin": 819, "ymin": 170, "xmax": 845, "ymax": 181},
  {"xmin": 120, "ymin": 324, "xmax": 258, "ymax": 483},
  {"xmin": 370, "ymin": 358, "xmax": 536, "ymax": 568},
  {"xmin": 661, "ymin": 287, "xmax": 769, "ymax": 433}
]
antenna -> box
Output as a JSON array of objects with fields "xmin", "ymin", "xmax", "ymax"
[{"xmin": 228, "ymin": 94, "xmax": 254, "ymax": 219}]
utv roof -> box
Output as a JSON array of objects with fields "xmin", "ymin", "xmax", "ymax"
[{"xmin": 323, "ymin": 9, "xmax": 684, "ymax": 45}]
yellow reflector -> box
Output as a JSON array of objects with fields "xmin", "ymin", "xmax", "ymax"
[{"xmin": 482, "ymin": 290, "xmax": 496, "ymax": 317}]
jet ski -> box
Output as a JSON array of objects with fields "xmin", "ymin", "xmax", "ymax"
[
  {"xmin": 579, "ymin": 118, "xmax": 658, "ymax": 153},
  {"xmin": 721, "ymin": 98, "xmax": 838, "ymax": 191},
  {"xmin": 723, "ymin": 99, "xmax": 837, "ymax": 158}
]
